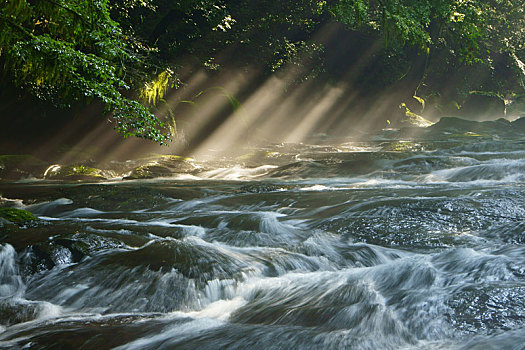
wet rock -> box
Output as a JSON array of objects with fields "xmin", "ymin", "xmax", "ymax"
[
  {"xmin": 79, "ymin": 185, "xmax": 170, "ymax": 210},
  {"xmin": 239, "ymin": 184, "xmax": 282, "ymax": 193},
  {"xmin": 102, "ymin": 239, "xmax": 250, "ymax": 285},
  {"xmin": 0, "ymin": 314, "xmax": 170, "ymax": 348},
  {"xmin": 123, "ymin": 155, "xmax": 196, "ymax": 180},
  {"xmin": 44, "ymin": 164, "xmax": 107, "ymax": 181},
  {"xmin": 52, "ymin": 238, "xmax": 90, "ymax": 262},
  {"xmin": 268, "ymin": 155, "xmax": 384, "ymax": 178},
  {"xmin": 20, "ymin": 245, "xmax": 56, "ymax": 274},
  {"xmin": 429, "ymin": 117, "xmax": 483, "ymax": 133},
  {"xmin": 0, "ymin": 155, "xmax": 47, "ymax": 181},
  {"xmin": 125, "ymin": 164, "xmax": 173, "ymax": 179},
  {"xmin": 0, "ymin": 301, "xmax": 40, "ymax": 326},
  {"xmin": 20, "ymin": 238, "xmax": 89, "ymax": 275},
  {"xmin": 427, "ymin": 117, "xmax": 517, "ymax": 138},
  {"xmin": 447, "ymin": 285, "xmax": 525, "ymax": 334}
]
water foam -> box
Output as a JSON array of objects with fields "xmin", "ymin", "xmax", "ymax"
[{"xmin": 0, "ymin": 245, "xmax": 24, "ymax": 299}]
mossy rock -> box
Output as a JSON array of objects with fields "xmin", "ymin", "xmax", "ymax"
[
  {"xmin": 0, "ymin": 208, "xmax": 38, "ymax": 224},
  {"xmin": 0, "ymin": 155, "xmax": 47, "ymax": 180},
  {"xmin": 45, "ymin": 164, "xmax": 106, "ymax": 181},
  {"xmin": 124, "ymin": 155, "xmax": 196, "ymax": 180}
]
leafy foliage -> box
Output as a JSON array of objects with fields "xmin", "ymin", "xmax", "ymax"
[
  {"xmin": 112, "ymin": 0, "xmax": 327, "ymax": 71},
  {"xmin": 331, "ymin": 0, "xmax": 525, "ymax": 100},
  {"xmin": 1, "ymin": 0, "xmax": 524, "ymax": 142},
  {"xmin": 331, "ymin": 0, "xmax": 524, "ymax": 59},
  {"xmin": 0, "ymin": 0, "xmax": 169, "ymax": 142}
]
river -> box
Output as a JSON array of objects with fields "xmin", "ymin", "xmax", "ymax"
[{"xmin": 1, "ymin": 118, "xmax": 524, "ymax": 349}]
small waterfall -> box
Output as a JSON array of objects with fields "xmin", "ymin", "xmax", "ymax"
[{"xmin": 0, "ymin": 244, "xmax": 24, "ymax": 300}]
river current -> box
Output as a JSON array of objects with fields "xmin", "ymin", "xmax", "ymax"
[{"xmin": 1, "ymin": 118, "xmax": 525, "ymax": 349}]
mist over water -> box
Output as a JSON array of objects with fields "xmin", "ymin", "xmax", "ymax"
[{"xmin": 0, "ymin": 118, "xmax": 524, "ymax": 349}]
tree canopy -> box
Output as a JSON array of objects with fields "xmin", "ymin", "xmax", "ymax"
[
  {"xmin": 1, "ymin": 0, "xmax": 169, "ymax": 142},
  {"xmin": 1, "ymin": 0, "xmax": 524, "ymax": 142}
]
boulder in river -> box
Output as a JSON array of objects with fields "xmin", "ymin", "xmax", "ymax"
[
  {"xmin": 427, "ymin": 116, "xmax": 519, "ymax": 138},
  {"xmin": 43, "ymin": 164, "xmax": 107, "ymax": 181},
  {"xmin": 124, "ymin": 155, "xmax": 196, "ymax": 180}
]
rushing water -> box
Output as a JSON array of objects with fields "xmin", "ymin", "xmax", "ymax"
[{"xmin": 1, "ymin": 119, "xmax": 525, "ymax": 349}]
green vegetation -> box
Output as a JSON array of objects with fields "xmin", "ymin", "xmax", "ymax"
[
  {"xmin": 49, "ymin": 165, "xmax": 106, "ymax": 181},
  {"xmin": 0, "ymin": 208, "xmax": 38, "ymax": 223},
  {"xmin": 1, "ymin": 0, "xmax": 524, "ymax": 142},
  {"xmin": 0, "ymin": 0, "xmax": 169, "ymax": 142},
  {"xmin": 332, "ymin": 0, "xmax": 524, "ymax": 60},
  {"xmin": 65, "ymin": 165, "xmax": 101, "ymax": 177}
]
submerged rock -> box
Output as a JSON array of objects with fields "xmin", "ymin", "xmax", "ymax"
[{"xmin": 102, "ymin": 239, "xmax": 250, "ymax": 285}]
